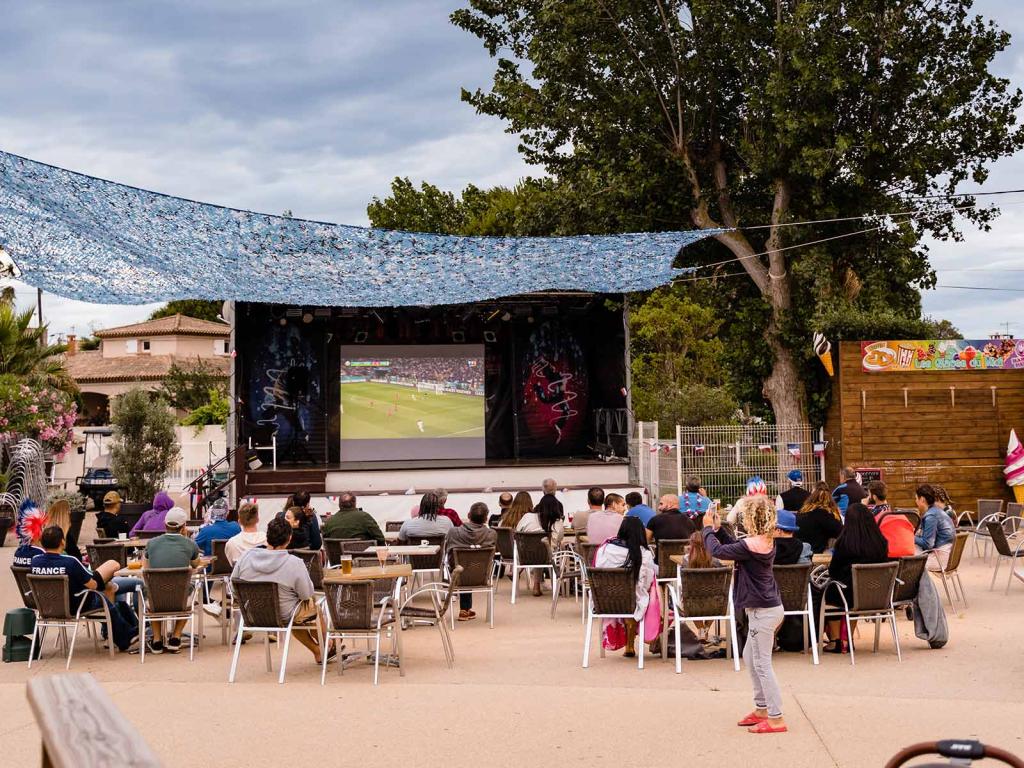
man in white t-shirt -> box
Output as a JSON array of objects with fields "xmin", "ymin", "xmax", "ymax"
[{"xmin": 225, "ymin": 502, "xmax": 267, "ymax": 566}]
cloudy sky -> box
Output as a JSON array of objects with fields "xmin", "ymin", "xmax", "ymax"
[{"xmin": 1, "ymin": 0, "xmax": 1022, "ymax": 338}]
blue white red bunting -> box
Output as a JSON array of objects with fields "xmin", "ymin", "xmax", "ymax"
[
  {"xmin": 787, "ymin": 443, "xmax": 801, "ymax": 459},
  {"xmin": 693, "ymin": 444, "xmax": 706, "ymax": 455},
  {"xmin": 813, "ymin": 442, "xmax": 826, "ymax": 458}
]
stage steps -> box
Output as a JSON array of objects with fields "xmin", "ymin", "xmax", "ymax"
[{"xmin": 243, "ymin": 467, "xmax": 326, "ymax": 498}]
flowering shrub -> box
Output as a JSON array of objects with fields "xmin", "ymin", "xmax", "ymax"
[{"xmin": 0, "ymin": 374, "xmax": 77, "ymax": 458}]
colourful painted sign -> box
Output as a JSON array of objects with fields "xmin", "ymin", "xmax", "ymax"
[{"xmin": 861, "ymin": 339, "xmax": 1024, "ymax": 372}]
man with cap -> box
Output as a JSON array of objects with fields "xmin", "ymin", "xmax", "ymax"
[
  {"xmin": 773, "ymin": 510, "xmax": 811, "ymax": 565},
  {"xmin": 96, "ymin": 490, "xmax": 133, "ymax": 538},
  {"xmin": 142, "ymin": 507, "xmax": 203, "ymax": 654},
  {"xmin": 776, "ymin": 470, "xmax": 810, "ymax": 512},
  {"xmin": 194, "ymin": 498, "xmax": 242, "ymax": 557}
]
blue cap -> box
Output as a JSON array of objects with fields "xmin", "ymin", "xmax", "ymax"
[
  {"xmin": 776, "ymin": 509, "xmax": 799, "ymax": 531},
  {"xmin": 787, "ymin": 469, "xmax": 804, "ymax": 484}
]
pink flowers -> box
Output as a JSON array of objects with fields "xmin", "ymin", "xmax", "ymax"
[{"xmin": 0, "ymin": 376, "xmax": 76, "ymax": 457}]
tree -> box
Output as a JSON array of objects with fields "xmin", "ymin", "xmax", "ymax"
[
  {"xmin": 109, "ymin": 389, "xmax": 180, "ymax": 502},
  {"xmin": 629, "ymin": 288, "xmax": 736, "ymax": 428},
  {"xmin": 156, "ymin": 359, "xmax": 228, "ymax": 412},
  {"xmin": 0, "ymin": 300, "xmax": 77, "ymax": 396},
  {"xmin": 149, "ymin": 299, "xmax": 223, "ymax": 323},
  {"xmin": 922, "ymin": 317, "xmax": 963, "ymax": 340},
  {"xmin": 452, "ymin": 0, "xmax": 1024, "ymax": 426},
  {"xmin": 180, "ymin": 388, "xmax": 230, "ymax": 428}
]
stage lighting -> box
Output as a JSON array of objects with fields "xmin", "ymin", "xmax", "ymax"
[
  {"xmin": 484, "ymin": 330, "xmax": 497, "ymax": 343},
  {"xmin": 279, "ymin": 317, "xmax": 287, "ymax": 326},
  {"xmin": 302, "ymin": 312, "xmax": 313, "ymax": 324},
  {"xmin": 501, "ymin": 312, "xmax": 511, "ymax": 321},
  {"xmin": 354, "ymin": 331, "xmax": 368, "ymax": 343},
  {"xmin": 452, "ymin": 330, "xmax": 466, "ymax": 343}
]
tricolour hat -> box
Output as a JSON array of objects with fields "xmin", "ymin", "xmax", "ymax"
[
  {"xmin": 102, "ymin": 490, "xmax": 123, "ymax": 506},
  {"xmin": 746, "ymin": 476, "xmax": 767, "ymax": 496},
  {"xmin": 776, "ymin": 509, "xmax": 799, "ymax": 532},
  {"xmin": 165, "ymin": 507, "xmax": 188, "ymax": 529},
  {"xmin": 787, "ymin": 469, "xmax": 804, "ymax": 485}
]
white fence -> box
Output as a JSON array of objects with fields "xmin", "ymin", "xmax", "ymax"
[{"xmin": 633, "ymin": 421, "xmax": 826, "ymax": 503}]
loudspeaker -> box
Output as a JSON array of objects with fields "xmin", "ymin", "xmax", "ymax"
[{"xmin": 483, "ymin": 330, "xmax": 497, "ymax": 343}]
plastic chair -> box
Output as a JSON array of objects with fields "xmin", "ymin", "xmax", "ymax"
[
  {"xmin": 319, "ymin": 580, "xmax": 401, "ymax": 686},
  {"xmin": 511, "ymin": 531, "xmax": 555, "ymax": 605},
  {"xmin": 26, "ymin": 574, "xmax": 114, "ymax": 669},
  {"xmin": 654, "ymin": 538, "xmax": 689, "ymax": 659},
  {"xmin": 583, "ymin": 567, "xmax": 643, "ymax": 669},
  {"xmin": 449, "ymin": 546, "xmax": 498, "ymax": 628},
  {"xmin": 819, "ymin": 561, "xmax": 900, "ymax": 665},
  {"xmin": 137, "ymin": 567, "xmax": 200, "ymax": 662},
  {"xmin": 773, "ymin": 563, "xmax": 818, "ymax": 665},
  {"xmin": 669, "ymin": 566, "xmax": 740, "ymax": 674}
]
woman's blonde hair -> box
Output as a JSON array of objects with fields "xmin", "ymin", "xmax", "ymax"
[
  {"xmin": 46, "ymin": 499, "xmax": 72, "ymax": 535},
  {"xmin": 500, "ymin": 491, "xmax": 534, "ymax": 528},
  {"xmin": 742, "ymin": 495, "xmax": 777, "ymax": 538},
  {"xmin": 800, "ymin": 481, "xmax": 841, "ymax": 521}
]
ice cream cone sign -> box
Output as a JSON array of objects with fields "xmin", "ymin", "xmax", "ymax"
[
  {"xmin": 813, "ymin": 332, "xmax": 835, "ymax": 377},
  {"xmin": 1004, "ymin": 429, "xmax": 1024, "ymax": 492}
]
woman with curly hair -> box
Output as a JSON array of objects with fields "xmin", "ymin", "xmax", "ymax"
[{"xmin": 702, "ymin": 495, "xmax": 787, "ymax": 734}]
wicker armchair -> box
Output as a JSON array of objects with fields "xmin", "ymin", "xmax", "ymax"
[
  {"xmin": 583, "ymin": 567, "xmax": 643, "ymax": 669},
  {"xmin": 408, "ymin": 536, "xmax": 446, "ymax": 580},
  {"xmin": 11, "ymin": 566, "xmax": 36, "ymax": 610},
  {"xmin": 511, "ymin": 531, "xmax": 555, "ymax": 605},
  {"xmin": 352, "ymin": 557, "xmax": 402, "ymax": 604},
  {"xmin": 289, "ymin": 548, "xmax": 325, "ymax": 592},
  {"xmin": 385, "ymin": 521, "xmax": 404, "ymax": 533},
  {"xmin": 319, "ymin": 580, "xmax": 401, "ymax": 686},
  {"xmin": 135, "ymin": 530, "xmax": 162, "ymax": 540},
  {"xmin": 449, "ymin": 546, "xmax": 498, "ymax": 628},
  {"xmin": 654, "ymin": 538, "xmax": 689, "ymax": 660},
  {"xmin": 399, "ymin": 565, "xmax": 462, "ymax": 669},
  {"xmin": 576, "ymin": 541, "xmax": 600, "ymax": 568},
  {"xmin": 86, "ymin": 542, "xmax": 128, "ymax": 569},
  {"xmin": 228, "ymin": 578, "xmax": 321, "ymax": 684},
  {"xmin": 137, "ymin": 568, "xmax": 199, "ymax": 662},
  {"xmin": 26, "ymin": 574, "xmax": 114, "ymax": 669},
  {"xmin": 204, "ymin": 539, "xmax": 235, "ymax": 644},
  {"xmin": 772, "ymin": 563, "xmax": 818, "ymax": 664},
  {"xmin": 820, "ymin": 561, "xmax": 900, "ymax": 665},
  {"xmin": 668, "ymin": 566, "xmax": 739, "ymax": 673},
  {"xmin": 892, "ymin": 554, "xmax": 929, "ymax": 610},
  {"xmin": 341, "ymin": 539, "xmax": 377, "ymax": 556},
  {"xmin": 986, "ymin": 521, "xmax": 1024, "ymax": 594},
  {"xmin": 929, "ymin": 531, "xmax": 970, "ymax": 611}
]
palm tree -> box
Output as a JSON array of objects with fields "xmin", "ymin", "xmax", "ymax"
[{"xmin": 0, "ymin": 301, "xmax": 77, "ymax": 396}]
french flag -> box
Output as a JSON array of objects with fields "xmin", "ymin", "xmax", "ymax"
[{"xmin": 787, "ymin": 443, "xmax": 801, "ymax": 460}]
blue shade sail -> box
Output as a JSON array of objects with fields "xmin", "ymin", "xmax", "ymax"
[{"xmin": 0, "ymin": 150, "xmax": 713, "ymax": 306}]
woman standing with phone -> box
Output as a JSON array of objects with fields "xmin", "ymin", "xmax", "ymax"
[{"xmin": 702, "ymin": 496, "xmax": 787, "ymax": 734}]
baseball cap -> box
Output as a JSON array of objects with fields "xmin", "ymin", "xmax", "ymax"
[
  {"xmin": 775, "ymin": 509, "xmax": 799, "ymax": 532},
  {"xmin": 102, "ymin": 491, "xmax": 122, "ymax": 507},
  {"xmin": 787, "ymin": 469, "xmax": 804, "ymax": 485},
  {"xmin": 165, "ymin": 507, "xmax": 188, "ymax": 529}
]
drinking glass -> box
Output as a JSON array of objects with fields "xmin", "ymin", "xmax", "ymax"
[
  {"xmin": 376, "ymin": 546, "xmax": 388, "ymax": 571},
  {"xmin": 341, "ymin": 555, "xmax": 353, "ymax": 575}
]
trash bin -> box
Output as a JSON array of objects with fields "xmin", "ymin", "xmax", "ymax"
[{"xmin": 3, "ymin": 608, "xmax": 40, "ymax": 662}]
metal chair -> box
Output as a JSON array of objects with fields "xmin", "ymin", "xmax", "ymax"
[
  {"xmin": 583, "ymin": 567, "xmax": 643, "ymax": 669},
  {"xmin": 228, "ymin": 579, "xmax": 321, "ymax": 684},
  {"xmin": 551, "ymin": 548, "xmax": 588, "ymax": 622},
  {"xmin": 450, "ymin": 546, "xmax": 498, "ymax": 628},
  {"xmin": 11, "ymin": 566, "xmax": 36, "ymax": 610},
  {"xmin": 820, "ymin": 561, "xmax": 900, "ymax": 665},
  {"xmin": 136, "ymin": 567, "xmax": 200, "ymax": 662},
  {"xmin": 929, "ymin": 531, "xmax": 970, "ymax": 611},
  {"xmin": 669, "ymin": 566, "xmax": 740, "ymax": 674},
  {"xmin": 969, "ymin": 499, "xmax": 1006, "ymax": 558},
  {"xmin": 773, "ymin": 563, "xmax": 819, "ymax": 665},
  {"xmin": 319, "ymin": 580, "xmax": 401, "ymax": 686},
  {"xmin": 86, "ymin": 542, "xmax": 128, "ymax": 569},
  {"xmin": 399, "ymin": 565, "xmax": 462, "ymax": 668},
  {"xmin": 892, "ymin": 554, "xmax": 930, "ymax": 611},
  {"xmin": 494, "ymin": 527, "xmax": 514, "ymax": 577},
  {"xmin": 511, "ymin": 531, "xmax": 555, "ymax": 604},
  {"xmin": 654, "ymin": 538, "xmax": 689, "ymax": 660},
  {"xmin": 986, "ymin": 520, "xmax": 1024, "ymax": 594},
  {"xmin": 26, "ymin": 574, "xmax": 115, "ymax": 669},
  {"xmin": 352, "ymin": 556, "xmax": 402, "ymax": 604}
]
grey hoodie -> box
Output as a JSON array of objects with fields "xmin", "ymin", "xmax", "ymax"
[{"xmin": 231, "ymin": 548, "xmax": 314, "ymax": 620}]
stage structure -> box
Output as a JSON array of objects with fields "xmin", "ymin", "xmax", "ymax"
[{"xmin": 0, "ymin": 148, "xmax": 718, "ymax": 506}]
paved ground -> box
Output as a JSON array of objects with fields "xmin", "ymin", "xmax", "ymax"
[{"xmin": 1, "ymin": 541, "xmax": 1022, "ymax": 767}]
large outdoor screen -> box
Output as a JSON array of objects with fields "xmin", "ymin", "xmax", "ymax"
[{"xmin": 339, "ymin": 345, "xmax": 485, "ymax": 461}]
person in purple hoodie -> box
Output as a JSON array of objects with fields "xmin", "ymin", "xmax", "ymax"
[{"xmin": 130, "ymin": 490, "xmax": 174, "ymax": 536}]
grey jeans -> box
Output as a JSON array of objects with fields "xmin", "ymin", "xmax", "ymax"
[{"xmin": 743, "ymin": 605, "xmax": 785, "ymax": 717}]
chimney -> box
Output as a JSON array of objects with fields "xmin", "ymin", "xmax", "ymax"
[{"xmin": 66, "ymin": 334, "xmax": 77, "ymax": 356}]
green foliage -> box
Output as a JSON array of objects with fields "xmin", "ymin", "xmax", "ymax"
[
  {"xmin": 451, "ymin": 0, "xmax": 1024, "ymax": 424},
  {"xmin": 78, "ymin": 336, "xmax": 101, "ymax": 351},
  {"xmin": 0, "ymin": 374, "xmax": 77, "ymax": 457},
  {"xmin": 921, "ymin": 317, "xmax": 963, "ymax": 340},
  {"xmin": 110, "ymin": 389, "xmax": 180, "ymax": 502},
  {"xmin": 180, "ymin": 388, "xmax": 230, "ymax": 429},
  {"xmin": 47, "ymin": 490, "xmax": 87, "ymax": 514},
  {"xmin": 0, "ymin": 300, "xmax": 77, "ymax": 397},
  {"xmin": 629, "ymin": 288, "xmax": 736, "ymax": 428},
  {"xmin": 157, "ymin": 358, "xmax": 228, "ymax": 412},
  {"xmin": 148, "ymin": 300, "xmax": 223, "ymax": 323}
]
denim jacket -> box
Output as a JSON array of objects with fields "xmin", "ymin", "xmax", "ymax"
[{"xmin": 914, "ymin": 505, "xmax": 955, "ymax": 551}]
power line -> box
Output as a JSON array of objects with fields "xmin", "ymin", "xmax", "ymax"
[{"xmin": 934, "ymin": 284, "xmax": 1024, "ymax": 292}]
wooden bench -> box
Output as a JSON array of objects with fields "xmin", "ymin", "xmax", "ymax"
[{"xmin": 27, "ymin": 673, "xmax": 162, "ymax": 767}]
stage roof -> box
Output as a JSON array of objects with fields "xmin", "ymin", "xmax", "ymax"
[{"xmin": 0, "ymin": 149, "xmax": 715, "ymax": 307}]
